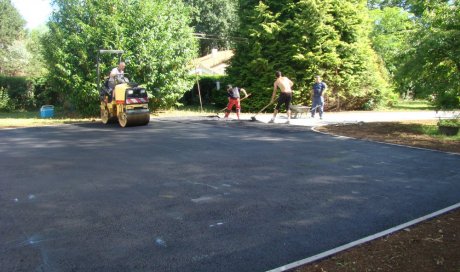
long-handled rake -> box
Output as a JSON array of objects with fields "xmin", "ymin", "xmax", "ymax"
[
  {"xmin": 309, "ymin": 104, "xmax": 322, "ymax": 117},
  {"xmin": 250, "ymin": 101, "xmax": 274, "ymax": 121}
]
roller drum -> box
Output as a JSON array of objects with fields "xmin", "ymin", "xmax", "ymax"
[
  {"xmin": 101, "ymin": 107, "xmax": 117, "ymax": 124},
  {"xmin": 118, "ymin": 109, "xmax": 150, "ymax": 127}
]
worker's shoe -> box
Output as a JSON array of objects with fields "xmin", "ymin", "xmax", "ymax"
[
  {"xmin": 268, "ymin": 119, "xmax": 275, "ymax": 123},
  {"xmin": 286, "ymin": 120, "xmax": 290, "ymax": 125}
]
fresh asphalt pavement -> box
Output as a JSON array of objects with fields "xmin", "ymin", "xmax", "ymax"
[{"xmin": 1, "ymin": 116, "xmax": 459, "ymax": 272}]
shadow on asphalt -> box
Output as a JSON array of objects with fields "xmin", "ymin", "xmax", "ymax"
[{"xmin": 1, "ymin": 117, "xmax": 459, "ymax": 272}]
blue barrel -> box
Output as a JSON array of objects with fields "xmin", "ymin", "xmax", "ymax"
[{"xmin": 40, "ymin": 105, "xmax": 54, "ymax": 118}]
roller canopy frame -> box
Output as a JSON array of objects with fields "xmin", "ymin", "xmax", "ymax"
[
  {"xmin": 97, "ymin": 49, "xmax": 124, "ymax": 91},
  {"xmin": 99, "ymin": 50, "xmax": 124, "ymax": 54}
]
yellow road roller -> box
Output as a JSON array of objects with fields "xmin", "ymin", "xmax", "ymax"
[
  {"xmin": 100, "ymin": 81, "xmax": 150, "ymax": 127},
  {"xmin": 97, "ymin": 49, "xmax": 150, "ymax": 127}
]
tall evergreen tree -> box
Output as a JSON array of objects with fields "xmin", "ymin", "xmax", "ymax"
[{"xmin": 228, "ymin": 0, "xmax": 393, "ymax": 111}]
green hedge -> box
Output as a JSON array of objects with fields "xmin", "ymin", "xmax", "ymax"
[
  {"xmin": 181, "ymin": 75, "xmax": 231, "ymax": 109},
  {"xmin": 0, "ymin": 76, "xmax": 33, "ymax": 111},
  {"xmin": 181, "ymin": 75, "xmax": 280, "ymax": 112},
  {"xmin": 0, "ymin": 75, "xmax": 57, "ymax": 112}
]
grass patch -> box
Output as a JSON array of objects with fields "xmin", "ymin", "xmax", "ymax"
[
  {"xmin": 390, "ymin": 99, "xmax": 436, "ymax": 111},
  {"xmin": 403, "ymin": 122, "xmax": 460, "ymax": 139},
  {"xmin": 0, "ymin": 110, "xmax": 96, "ymax": 128},
  {"xmin": 0, "ymin": 106, "xmax": 220, "ymax": 128},
  {"xmin": 0, "ymin": 111, "xmax": 41, "ymax": 119}
]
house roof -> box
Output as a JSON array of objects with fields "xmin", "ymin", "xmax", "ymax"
[{"xmin": 190, "ymin": 50, "xmax": 234, "ymax": 75}]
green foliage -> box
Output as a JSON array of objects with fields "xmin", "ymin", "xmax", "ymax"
[
  {"xmin": 0, "ymin": 0, "xmax": 25, "ymax": 48},
  {"xmin": 390, "ymin": 99, "xmax": 435, "ymax": 110},
  {"xmin": 0, "ymin": 75, "xmax": 54, "ymax": 110},
  {"xmin": 437, "ymin": 117, "xmax": 460, "ymax": 128},
  {"xmin": 369, "ymin": 7, "xmax": 415, "ymax": 76},
  {"xmin": 396, "ymin": 1, "xmax": 460, "ymax": 109},
  {"xmin": 437, "ymin": 112, "xmax": 460, "ymax": 129},
  {"xmin": 184, "ymin": 0, "xmax": 239, "ymax": 55},
  {"xmin": 229, "ymin": 0, "xmax": 394, "ymax": 111},
  {"xmin": 208, "ymin": 77, "xmax": 235, "ymax": 109},
  {"xmin": 25, "ymin": 28, "xmax": 48, "ymax": 77},
  {"xmin": 182, "ymin": 75, "xmax": 229, "ymax": 107},
  {"xmin": 0, "ymin": 26, "xmax": 48, "ymax": 77},
  {"xmin": 1, "ymin": 39, "xmax": 30, "ymax": 76},
  {"xmin": 42, "ymin": 0, "xmax": 197, "ymax": 116},
  {"xmin": 367, "ymin": 1, "xmax": 459, "ymax": 109},
  {"xmin": 0, "ymin": 0, "xmax": 26, "ymax": 75},
  {"xmin": 0, "ymin": 87, "xmax": 12, "ymax": 111},
  {"xmin": 0, "ymin": 75, "xmax": 35, "ymax": 110},
  {"xmin": 367, "ymin": 0, "xmax": 450, "ymax": 17},
  {"xmin": 31, "ymin": 76, "xmax": 56, "ymax": 107}
]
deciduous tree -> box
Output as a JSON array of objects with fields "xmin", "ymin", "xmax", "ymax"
[
  {"xmin": 396, "ymin": 1, "xmax": 460, "ymax": 108},
  {"xmin": 369, "ymin": 7, "xmax": 415, "ymax": 77},
  {"xmin": 367, "ymin": 0, "xmax": 450, "ymax": 16},
  {"xmin": 42, "ymin": 0, "xmax": 197, "ymax": 115},
  {"xmin": 184, "ymin": 0, "xmax": 239, "ymax": 55},
  {"xmin": 0, "ymin": 0, "xmax": 25, "ymax": 75}
]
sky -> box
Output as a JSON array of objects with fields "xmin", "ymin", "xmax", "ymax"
[{"xmin": 11, "ymin": 0, "xmax": 52, "ymax": 30}]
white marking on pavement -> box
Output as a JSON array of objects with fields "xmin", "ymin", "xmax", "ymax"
[
  {"xmin": 191, "ymin": 196, "xmax": 218, "ymax": 203},
  {"xmin": 155, "ymin": 237, "xmax": 167, "ymax": 248},
  {"xmin": 187, "ymin": 181, "xmax": 219, "ymax": 190}
]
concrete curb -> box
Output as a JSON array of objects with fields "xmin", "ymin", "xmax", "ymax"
[{"xmin": 266, "ymin": 203, "xmax": 460, "ymax": 272}]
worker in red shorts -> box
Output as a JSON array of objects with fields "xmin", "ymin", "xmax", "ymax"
[{"xmin": 225, "ymin": 84, "xmax": 248, "ymax": 120}]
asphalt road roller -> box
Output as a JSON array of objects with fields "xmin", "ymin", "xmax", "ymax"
[
  {"xmin": 97, "ymin": 49, "xmax": 150, "ymax": 127},
  {"xmin": 100, "ymin": 80, "xmax": 150, "ymax": 127}
]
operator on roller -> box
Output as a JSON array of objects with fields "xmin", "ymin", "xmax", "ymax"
[{"xmin": 107, "ymin": 61, "xmax": 125, "ymax": 88}]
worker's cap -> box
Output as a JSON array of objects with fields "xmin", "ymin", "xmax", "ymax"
[
  {"xmin": 315, "ymin": 75, "xmax": 321, "ymax": 78},
  {"xmin": 227, "ymin": 84, "xmax": 233, "ymax": 90}
]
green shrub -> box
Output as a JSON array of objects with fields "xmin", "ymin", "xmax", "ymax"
[
  {"xmin": 30, "ymin": 76, "xmax": 60, "ymax": 108},
  {"xmin": 0, "ymin": 87, "xmax": 13, "ymax": 112},
  {"xmin": 181, "ymin": 75, "xmax": 230, "ymax": 109},
  {"xmin": 437, "ymin": 114, "xmax": 460, "ymax": 128},
  {"xmin": 0, "ymin": 75, "xmax": 58, "ymax": 111},
  {"xmin": 0, "ymin": 76, "xmax": 35, "ymax": 110},
  {"xmin": 435, "ymin": 91, "xmax": 460, "ymax": 110}
]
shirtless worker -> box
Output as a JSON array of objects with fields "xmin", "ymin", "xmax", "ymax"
[{"xmin": 269, "ymin": 71, "xmax": 294, "ymax": 124}]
